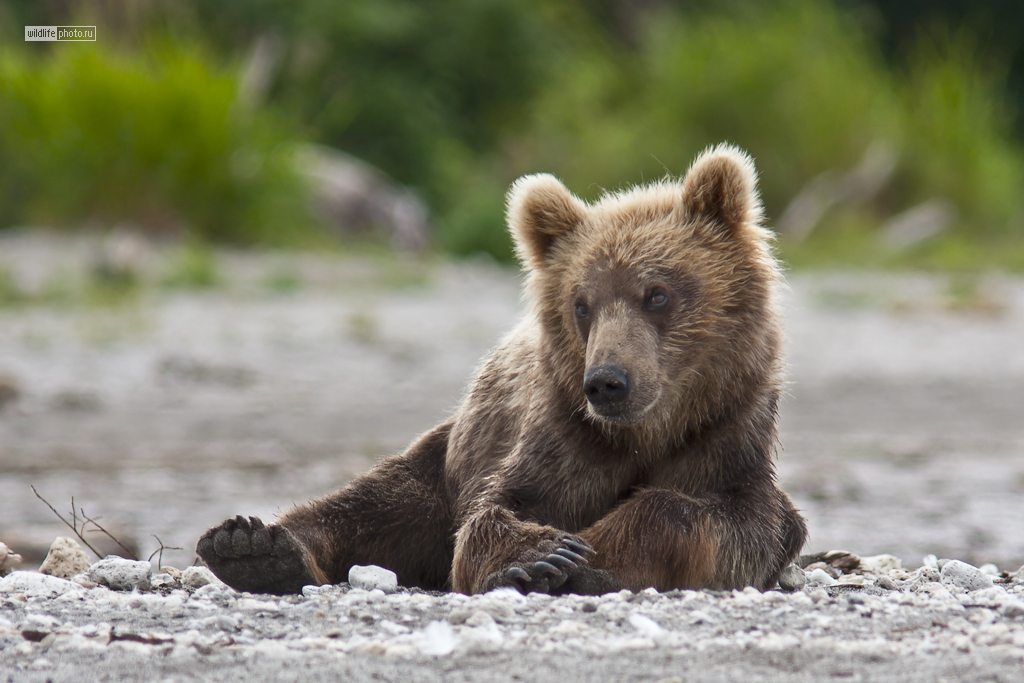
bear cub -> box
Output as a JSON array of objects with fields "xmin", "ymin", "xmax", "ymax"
[{"xmin": 197, "ymin": 144, "xmax": 807, "ymax": 595}]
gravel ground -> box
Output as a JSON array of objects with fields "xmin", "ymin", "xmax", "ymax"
[
  {"xmin": 2, "ymin": 556, "xmax": 1024, "ymax": 682},
  {"xmin": 1, "ymin": 233, "xmax": 1023, "ymax": 681}
]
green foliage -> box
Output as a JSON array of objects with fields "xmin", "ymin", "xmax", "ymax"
[
  {"xmin": 0, "ymin": 41, "xmax": 316, "ymax": 244},
  {"xmin": 161, "ymin": 241, "xmax": 221, "ymax": 289},
  {"xmin": 487, "ymin": 0, "xmax": 1024, "ymax": 269},
  {"xmin": 1, "ymin": 0, "xmax": 1023, "ymax": 270}
]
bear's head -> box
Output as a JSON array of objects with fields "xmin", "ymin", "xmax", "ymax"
[{"xmin": 507, "ymin": 144, "xmax": 782, "ymax": 443}]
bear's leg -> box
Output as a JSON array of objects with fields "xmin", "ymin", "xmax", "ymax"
[
  {"xmin": 196, "ymin": 423, "xmax": 455, "ymax": 594},
  {"xmin": 579, "ymin": 487, "xmax": 805, "ymax": 592},
  {"xmin": 452, "ymin": 505, "xmax": 620, "ymax": 595}
]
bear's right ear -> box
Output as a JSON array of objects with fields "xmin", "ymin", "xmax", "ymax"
[
  {"xmin": 507, "ymin": 174, "xmax": 586, "ymax": 270},
  {"xmin": 681, "ymin": 144, "xmax": 763, "ymax": 237}
]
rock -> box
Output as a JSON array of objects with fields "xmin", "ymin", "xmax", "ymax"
[
  {"xmin": 819, "ymin": 550, "xmax": 861, "ymax": 572},
  {"xmin": 0, "ymin": 526, "xmax": 139, "ymax": 567},
  {"xmin": 875, "ymin": 575, "xmax": 897, "ymax": 591},
  {"xmin": 0, "ymin": 542, "xmax": 23, "ymax": 576},
  {"xmin": 71, "ymin": 574, "xmax": 98, "ymax": 589},
  {"xmin": 916, "ymin": 582, "xmax": 955, "ymax": 601},
  {"xmin": 859, "ymin": 554, "xmax": 902, "ymax": 574},
  {"xmin": 979, "ymin": 563, "xmax": 999, "ymax": 576},
  {"xmin": 348, "ymin": 564, "xmax": 398, "ymax": 594},
  {"xmin": 806, "ymin": 568, "xmax": 837, "ymax": 587},
  {"xmin": 0, "ymin": 571, "xmax": 82, "ymax": 597},
  {"xmin": 940, "ymin": 560, "xmax": 994, "ymax": 592},
  {"xmin": 38, "ymin": 537, "xmax": 92, "ymax": 579},
  {"xmin": 160, "ymin": 566, "xmax": 182, "ymax": 580},
  {"xmin": 87, "ymin": 556, "xmax": 152, "ymax": 591},
  {"xmin": 1001, "ymin": 601, "xmax": 1024, "ymax": 619},
  {"xmin": 181, "ymin": 566, "xmax": 222, "ymax": 589},
  {"xmin": 778, "ymin": 564, "xmax": 806, "ymax": 592},
  {"xmin": 805, "ymin": 562, "xmax": 840, "ymax": 579},
  {"xmin": 150, "ymin": 573, "xmax": 179, "ymax": 589},
  {"xmin": 836, "ymin": 574, "xmax": 865, "ymax": 586}
]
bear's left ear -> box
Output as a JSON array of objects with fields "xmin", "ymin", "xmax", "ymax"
[
  {"xmin": 507, "ymin": 174, "xmax": 587, "ymax": 270},
  {"xmin": 681, "ymin": 144, "xmax": 763, "ymax": 235}
]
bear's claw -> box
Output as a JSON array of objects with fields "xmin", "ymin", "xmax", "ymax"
[
  {"xmin": 196, "ymin": 516, "xmax": 315, "ymax": 595},
  {"xmin": 493, "ymin": 535, "xmax": 598, "ymax": 594},
  {"xmin": 562, "ymin": 539, "xmax": 595, "ymax": 559}
]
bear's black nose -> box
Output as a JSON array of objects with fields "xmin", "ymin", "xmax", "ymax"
[{"xmin": 583, "ymin": 366, "xmax": 631, "ymax": 408}]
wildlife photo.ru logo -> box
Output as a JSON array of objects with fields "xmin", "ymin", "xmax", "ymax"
[{"xmin": 25, "ymin": 26, "xmax": 97, "ymax": 42}]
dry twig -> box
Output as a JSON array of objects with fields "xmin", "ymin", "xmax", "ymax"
[
  {"xmin": 30, "ymin": 485, "xmax": 103, "ymax": 559},
  {"xmin": 30, "ymin": 485, "xmax": 138, "ymax": 561},
  {"xmin": 148, "ymin": 535, "xmax": 183, "ymax": 567}
]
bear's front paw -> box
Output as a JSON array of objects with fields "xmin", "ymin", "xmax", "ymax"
[
  {"xmin": 484, "ymin": 535, "xmax": 602, "ymax": 595},
  {"xmin": 195, "ymin": 516, "xmax": 314, "ymax": 595}
]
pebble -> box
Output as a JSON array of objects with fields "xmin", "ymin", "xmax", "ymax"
[
  {"xmin": 38, "ymin": 537, "xmax": 92, "ymax": 579},
  {"xmin": 0, "ymin": 542, "xmax": 23, "ymax": 576},
  {"xmin": 3, "ymin": 550, "xmax": 1024, "ymax": 679},
  {"xmin": 87, "ymin": 556, "xmax": 153, "ymax": 591},
  {"xmin": 0, "ymin": 571, "xmax": 83, "ymax": 596},
  {"xmin": 778, "ymin": 564, "xmax": 806, "ymax": 591},
  {"xmin": 161, "ymin": 566, "xmax": 183, "ymax": 580},
  {"xmin": 940, "ymin": 560, "xmax": 994, "ymax": 592},
  {"xmin": 349, "ymin": 564, "xmax": 398, "ymax": 593},
  {"xmin": 150, "ymin": 573, "xmax": 179, "ymax": 589},
  {"xmin": 1001, "ymin": 601, "xmax": 1024, "ymax": 618},
  {"xmin": 181, "ymin": 566, "xmax": 221, "ymax": 589},
  {"xmin": 859, "ymin": 554, "xmax": 903, "ymax": 574},
  {"xmin": 806, "ymin": 568, "xmax": 837, "ymax": 586}
]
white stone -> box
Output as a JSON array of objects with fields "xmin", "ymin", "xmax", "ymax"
[
  {"xmin": 836, "ymin": 574, "xmax": 865, "ymax": 586},
  {"xmin": 916, "ymin": 582, "xmax": 955, "ymax": 601},
  {"xmin": 150, "ymin": 573, "xmax": 178, "ymax": 589},
  {"xmin": 940, "ymin": 560, "xmax": 994, "ymax": 592},
  {"xmin": 859, "ymin": 554, "xmax": 902, "ymax": 574},
  {"xmin": 88, "ymin": 557, "xmax": 153, "ymax": 591},
  {"xmin": 181, "ymin": 566, "xmax": 222, "ymax": 589},
  {"xmin": 38, "ymin": 537, "xmax": 92, "ymax": 579},
  {"xmin": 1000, "ymin": 601, "xmax": 1024, "ymax": 618},
  {"xmin": 348, "ymin": 564, "xmax": 398, "ymax": 593},
  {"xmin": 807, "ymin": 568, "xmax": 837, "ymax": 586},
  {"xmin": 0, "ymin": 542, "xmax": 24, "ymax": 576},
  {"xmin": 0, "ymin": 571, "xmax": 83, "ymax": 596},
  {"xmin": 979, "ymin": 563, "xmax": 1000, "ymax": 575}
]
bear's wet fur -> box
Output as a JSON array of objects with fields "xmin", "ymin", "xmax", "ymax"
[{"xmin": 197, "ymin": 144, "xmax": 808, "ymax": 595}]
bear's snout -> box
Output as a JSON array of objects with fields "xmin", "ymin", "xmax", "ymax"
[{"xmin": 583, "ymin": 365, "xmax": 631, "ymax": 411}]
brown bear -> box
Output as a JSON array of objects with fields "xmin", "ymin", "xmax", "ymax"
[{"xmin": 196, "ymin": 144, "xmax": 808, "ymax": 596}]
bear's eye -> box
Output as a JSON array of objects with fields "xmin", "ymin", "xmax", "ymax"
[
  {"xmin": 646, "ymin": 289, "xmax": 669, "ymax": 311},
  {"xmin": 574, "ymin": 300, "xmax": 590, "ymax": 318}
]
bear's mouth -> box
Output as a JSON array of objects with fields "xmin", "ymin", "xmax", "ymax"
[
  {"xmin": 584, "ymin": 390, "xmax": 661, "ymax": 427},
  {"xmin": 586, "ymin": 402, "xmax": 653, "ymax": 426}
]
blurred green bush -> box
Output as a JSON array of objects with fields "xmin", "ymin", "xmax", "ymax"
[
  {"xmin": 1, "ymin": 0, "xmax": 1023, "ymax": 269},
  {"xmin": 0, "ymin": 40, "xmax": 315, "ymax": 245},
  {"xmin": 495, "ymin": 0, "xmax": 1024, "ymax": 269}
]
